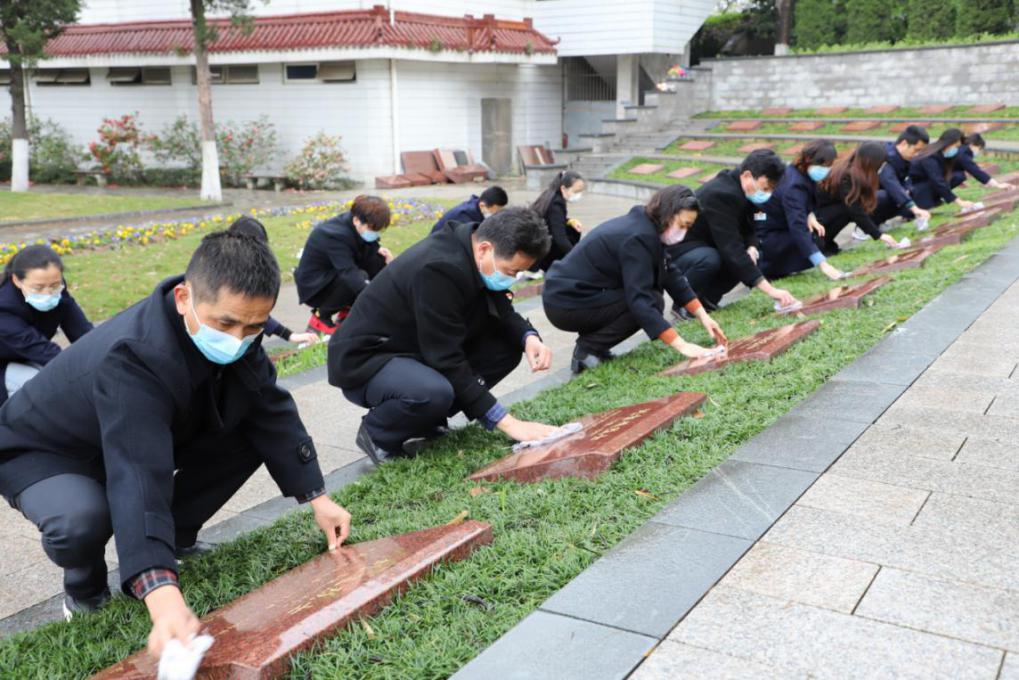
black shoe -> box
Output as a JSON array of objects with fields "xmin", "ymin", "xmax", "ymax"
[
  {"xmin": 175, "ymin": 540, "xmax": 216, "ymax": 562},
  {"xmin": 571, "ymin": 346, "xmax": 604, "ymax": 375},
  {"xmin": 671, "ymin": 307, "xmax": 695, "ymax": 322},
  {"xmin": 401, "ymin": 424, "xmax": 451, "ymax": 457},
  {"xmin": 356, "ymin": 422, "xmax": 396, "ymax": 466},
  {"xmin": 62, "ymin": 587, "xmax": 111, "ymax": 621}
]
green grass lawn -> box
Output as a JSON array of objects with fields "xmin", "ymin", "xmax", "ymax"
[
  {"xmin": 696, "ymin": 106, "xmax": 1019, "ymax": 120},
  {"xmin": 660, "ymin": 138, "xmax": 862, "ymax": 160},
  {"xmin": 608, "ymin": 157, "xmax": 733, "ymax": 184},
  {"xmin": 0, "ymin": 192, "xmax": 207, "ymax": 223},
  {"xmin": 703, "ymin": 120, "xmax": 1019, "ymax": 142},
  {"xmin": 2, "ymin": 178, "xmax": 1017, "ymax": 678}
]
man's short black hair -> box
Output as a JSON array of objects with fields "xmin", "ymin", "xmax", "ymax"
[
  {"xmin": 896, "ymin": 125, "xmax": 930, "ymax": 146},
  {"xmin": 740, "ymin": 149, "xmax": 785, "ymax": 186},
  {"xmin": 186, "ymin": 231, "xmax": 281, "ymax": 303},
  {"xmin": 475, "ymin": 206, "xmax": 551, "ymax": 261},
  {"xmin": 479, "ymin": 186, "xmax": 509, "ymax": 207}
]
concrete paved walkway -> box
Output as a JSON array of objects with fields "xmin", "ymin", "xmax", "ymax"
[{"xmin": 633, "ymin": 281, "xmax": 1019, "ymax": 678}]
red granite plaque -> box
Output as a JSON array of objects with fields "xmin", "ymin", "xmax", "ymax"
[
  {"xmin": 962, "ymin": 122, "xmax": 1004, "ymax": 135},
  {"xmin": 93, "ymin": 521, "xmax": 493, "ymax": 680},
  {"xmin": 889, "ymin": 121, "xmax": 932, "ymax": 133},
  {"xmin": 738, "ymin": 142, "xmax": 774, "ymax": 153},
  {"xmin": 864, "ymin": 105, "xmax": 899, "ymax": 114},
  {"xmin": 849, "ymin": 247, "xmax": 937, "ymax": 277},
  {"xmin": 781, "ymin": 143, "xmax": 807, "ymax": 157},
  {"xmin": 984, "ymin": 187, "xmax": 1019, "ymax": 206},
  {"xmin": 629, "ymin": 163, "xmax": 665, "ymax": 176},
  {"xmin": 468, "ymin": 392, "xmax": 707, "ymax": 483},
  {"xmin": 789, "ymin": 121, "xmax": 825, "ymax": 131},
  {"xmin": 980, "ymin": 163, "xmax": 1002, "ymax": 176},
  {"xmin": 679, "ymin": 140, "xmax": 716, "ymax": 151},
  {"xmin": 782, "ymin": 277, "xmax": 892, "ymax": 316},
  {"xmin": 913, "ymin": 223, "xmax": 978, "ymax": 249},
  {"xmin": 996, "ymin": 171, "xmax": 1019, "ymax": 184},
  {"xmin": 841, "ymin": 121, "xmax": 882, "ymax": 132},
  {"xmin": 969, "ymin": 103, "xmax": 1006, "ymax": 114},
  {"xmin": 919, "ymin": 104, "xmax": 952, "ymax": 114},
  {"xmin": 512, "ymin": 282, "xmax": 544, "ymax": 299},
  {"xmin": 727, "ymin": 120, "xmax": 762, "ymax": 132},
  {"xmin": 763, "ymin": 107, "xmax": 793, "ymax": 116},
  {"xmin": 817, "ymin": 107, "xmax": 847, "ymax": 115},
  {"xmin": 666, "ymin": 167, "xmax": 702, "ymax": 179},
  {"xmin": 659, "ymin": 321, "xmax": 820, "ymax": 377}
]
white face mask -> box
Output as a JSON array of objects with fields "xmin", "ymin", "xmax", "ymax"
[
  {"xmin": 661, "ymin": 223, "xmax": 688, "ymax": 246},
  {"xmin": 566, "ymin": 192, "xmax": 583, "ymax": 204}
]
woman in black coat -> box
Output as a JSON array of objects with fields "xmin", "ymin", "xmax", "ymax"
[
  {"xmin": 0, "ymin": 244, "xmax": 93, "ymax": 403},
  {"xmin": 530, "ymin": 170, "xmax": 585, "ymax": 272},
  {"xmin": 908, "ymin": 128, "xmax": 978, "ymax": 212},
  {"xmin": 543, "ymin": 185, "xmax": 727, "ymax": 374}
]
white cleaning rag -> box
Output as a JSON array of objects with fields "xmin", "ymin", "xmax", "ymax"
[
  {"xmin": 158, "ymin": 634, "xmax": 214, "ymax": 680},
  {"xmin": 774, "ymin": 299, "xmax": 804, "ymax": 314},
  {"xmin": 512, "ymin": 423, "xmax": 583, "ymax": 452}
]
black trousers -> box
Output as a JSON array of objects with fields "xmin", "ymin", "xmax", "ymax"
[
  {"xmin": 307, "ymin": 275, "xmax": 363, "ymax": 320},
  {"xmin": 13, "ymin": 439, "xmax": 261, "ymax": 599},
  {"xmin": 873, "ymin": 190, "xmax": 916, "ymax": 226},
  {"xmin": 545, "ymin": 292, "xmax": 664, "ymax": 356},
  {"xmin": 343, "ymin": 330, "xmax": 522, "ymax": 452},
  {"xmin": 816, "ymin": 202, "xmax": 862, "ymax": 254},
  {"xmin": 911, "ymin": 175, "xmax": 965, "ymax": 210},
  {"xmin": 668, "ymin": 246, "xmax": 738, "ymax": 309}
]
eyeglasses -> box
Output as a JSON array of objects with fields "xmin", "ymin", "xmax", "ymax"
[{"xmin": 24, "ymin": 284, "xmax": 64, "ymax": 296}]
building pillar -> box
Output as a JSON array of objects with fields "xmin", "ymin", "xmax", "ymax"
[{"xmin": 615, "ymin": 54, "xmax": 639, "ymax": 120}]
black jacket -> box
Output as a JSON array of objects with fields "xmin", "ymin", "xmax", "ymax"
[
  {"xmin": 0, "ymin": 276, "xmax": 323, "ymax": 590},
  {"xmin": 430, "ymin": 195, "xmax": 483, "ymax": 234},
  {"xmin": 328, "ymin": 222, "xmax": 534, "ymax": 421},
  {"xmin": 539, "ymin": 192, "xmax": 580, "ymax": 271},
  {"xmin": 955, "ymin": 145, "xmax": 992, "ymax": 185},
  {"xmin": 294, "ymin": 212, "xmax": 387, "ymax": 304},
  {"xmin": 0, "ymin": 279, "xmax": 93, "ymax": 404},
  {"xmin": 543, "ymin": 206, "xmax": 671, "ymax": 340},
  {"xmin": 758, "ymin": 164, "xmax": 822, "ymax": 261},
  {"xmin": 909, "ymin": 152, "xmax": 957, "ymax": 204},
  {"xmin": 818, "ymin": 176, "xmax": 882, "ymax": 239},
  {"xmin": 671, "ymin": 169, "xmax": 764, "ymax": 288},
  {"xmin": 878, "ymin": 142, "xmax": 915, "ymax": 209}
]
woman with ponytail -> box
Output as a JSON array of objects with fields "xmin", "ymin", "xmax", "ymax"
[
  {"xmin": 530, "ymin": 169, "xmax": 585, "ymax": 271},
  {"xmin": 908, "ymin": 128, "xmax": 977, "ymax": 211},
  {"xmin": 0, "ymin": 244, "xmax": 93, "ymax": 403}
]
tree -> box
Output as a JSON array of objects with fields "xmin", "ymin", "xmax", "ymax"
[
  {"xmin": 794, "ymin": 0, "xmax": 842, "ymax": 48},
  {"xmin": 845, "ymin": 0, "xmax": 906, "ymax": 44},
  {"xmin": 0, "ymin": 1, "xmax": 81, "ymax": 192},
  {"xmin": 776, "ymin": 0, "xmax": 796, "ymax": 53},
  {"xmin": 189, "ymin": 0, "xmax": 261, "ymax": 201},
  {"xmin": 957, "ymin": 0, "xmax": 1014, "ymax": 36},
  {"xmin": 907, "ymin": 0, "xmax": 958, "ymax": 40}
]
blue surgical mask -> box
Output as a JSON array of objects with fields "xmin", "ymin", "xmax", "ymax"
[
  {"xmin": 944, "ymin": 147, "xmax": 959, "ymax": 158},
  {"xmin": 360, "ymin": 229, "xmax": 381, "ymax": 243},
  {"xmin": 807, "ymin": 165, "xmax": 830, "ymax": 182},
  {"xmin": 25, "ymin": 291, "xmax": 61, "ymax": 312},
  {"xmin": 746, "ymin": 177, "xmax": 772, "ymax": 205},
  {"xmin": 185, "ymin": 287, "xmax": 260, "ymax": 365},
  {"xmin": 480, "ymin": 251, "xmax": 516, "ymax": 291}
]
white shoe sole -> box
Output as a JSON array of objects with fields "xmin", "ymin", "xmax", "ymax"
[{"xmin": 62, "ymin": 600, "xmax": 73, "ymax": 622}]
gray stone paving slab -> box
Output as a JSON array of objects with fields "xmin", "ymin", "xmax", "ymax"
[
  {"xmin": 450, "ymin": 611, "xmax": 656, "ymax": 680},
  {"xmin": 912, "ymin": 493, "xmax": 1019, "ymax": 543},
  {"xmin": 955, "ymin": 437, "xmax": 1019, "ymax": 470},
  {"xmin": 789, "ymin": 379, "xmax": 906, "ymax": 424},
  {"xmin": 911, "ymin": 370, "xmax": 1015, "ymax": 395},
  {"xmin": 719, "ymin": 541, "xmax": 877, "ymax": 613},
  {"xmin": 891, "ymin": 384, "xmax": 996, "ymax": 414},
  {"xmin": 832, "ymin": 444, "xmax": 1019, "ymax": 504},
  {"xmin": 985, "ymin": 394, "xmax": 1019, "ymax": 420},
  {"xmin": 926, "ymin": 344, "xmax": 1018, "ymax": 379},
  {"xmin": 651, "ymin": 459, "xmax": 818, "ymax": 540},
  {"xmin": 844, "ymin": 422, "xmax": 965, "ymax": 462},
  {"xmin": 1001, "ymin": 653, "xmax": 1019, "ymax": 680},
  {"xmin": 764, "ymin": 506, "xmax": 1019, "ymax": 591},
  {"xmin": 834, "ymin": 346, "xmax": 934, "ymax": 386},
  {"xmin": 0, "ymin": 560, "xmax": 63, "ymax": 620},
  {"xmin": 856, "ymin": 567, "xmax": 1019, "ymax": 652},
  {"xmin": 796, "ymin": 473, "xmax": 929, "ymax": 526},
  {"xmin": 540, "ymin": 522, "xmax": 751, "ymax": 638},
  {"xmin": 879, "ymin": 404, "xmax": 1019, "ymax": 441},
  {"xmin": 727, "ymin": 414, "xmax": 868, "ymax": 472},
  {"xmin": 668, "ymin": 586, "xmax": 1003, "ymax": 680},
  {"xmin": 0, "ymin": 533, "xmax": 46, "ymax": 576},
  {"xmin": 630, "ymin": 640, "xmax": 810, "ymax": 679}
]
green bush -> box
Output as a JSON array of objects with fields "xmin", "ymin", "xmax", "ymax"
[
  {"xmin": 907, "ymin": 0, "xmax": 959, "ymax": 40},
  {"xmin": 794, "ymin": 0, "xmax": 844, "ymax": 48},
  {"xmin": 0, "ymin": 117, "xmax": 82, "ymax": 184},
  {"xmin": 957, "ymin": 0, "xmax": 1014, "ymax": 36},
  {"xmin": 845, "ymin": 0, "xmax": 907, "ymax": 43}
]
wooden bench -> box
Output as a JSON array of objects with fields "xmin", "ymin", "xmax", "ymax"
[{"xmin": 433, "ymin": 148, "xmax": 489, "ymax": 184}]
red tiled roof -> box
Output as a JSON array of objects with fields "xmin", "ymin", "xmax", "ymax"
[{"xmin": 3, "ymin": 5, "xmax": 557, "ymax": 58}]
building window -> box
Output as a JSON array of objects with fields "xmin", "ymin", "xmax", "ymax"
[
  {"xmin": 191, "ymin": 64, "xmax": 260, "ymax": 85},
  {"xmin": 283, "ymin": 61, "xmax": 356, "ymax": 83},
  {"xmin": 34, "ymin": 68, "xmax": 91, "ymax": 86},
  {"xmin": 107, "ymin": 67, "xmax": 172, "ymax": 85},
  {"xmin": 285, "ymin": 64, "xmax": 318, "ymax": 81}
]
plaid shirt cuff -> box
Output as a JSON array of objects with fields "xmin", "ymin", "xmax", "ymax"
[
  {"xmin": 130, "ymin": 568, "xmax": 179, "ymax": 600},
  {"xmin": 295, "ymin": 487, "xmax": 326, "ymax": 503}
]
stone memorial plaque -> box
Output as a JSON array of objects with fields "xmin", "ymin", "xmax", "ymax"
[
  {"xmin": 512, "ymin": 282, "xmax": 544, "ymax": 299},
  {"xmin": 864, "ymin": 105, "xmax": 899, "ymax": 114},
  {"xmin": 984, "ymin": 187, "xmax": 1019, "ymax": 205},
  {"xmin": 738, "ymin": 142, "xmax": 774, "ymax": 153},
  {"xmin": 679, "ymin": 140, "xmax": 716, "ymax": 151},
  {"xmin": 889, "ymin": 121, "xmax": 931, "ymax": 133},
  {"xmin": 913, "ymin": 225, "xmax": 975, "ymax": 249},
  {"xmin": 981, "ymin": 163, "xmax": 1002, "ymax": 176},
  {"xmin": 727, "ymin": 120, "xmax": 762, "ymax": 132},
  {"xmin": 817, "ymin": 106, "xmax": 847, "ymax": 115},
  {"xmin": 468, "ymin": 392, "xmax": 707, "ymax": 483},
  {"xmin": 969, "ymin": 103, "xmax": 1005, "ymax": 114},
  {"xmin": 763, "ymin": 107, "xmax": 793, "ymax": 115},
  {"xmin": 94, "ymin": 521, "xmax": 494, "ymax": 680},
  {"xmin": 996, "ymin": 171, "xmax": 1019, "ymax": 184},
  {"xmin": 660, "ymin": 320, "xmax": 820, "ymax": 377},
  {"xmin": 781, "ymin": 143, "xmax": 807, "ymax": 157},
  {"xmin": 849, "ymin": 247, "xmax": 937, "ymax": 277},
  {"xmin": 628, "ymin": 163, "xmax": 665, "ymax": 176},
  {"xmin": 782, "ymin": 277, "xmax": 892, "ymax": 316},
  {"xmin": 789, "ymin": 121, "xmax": 825, "ymax": 131},
  {"xmin": 666, "ymin": 166, "xmax": 702, "ymax": 179},
  {"xmin": 841, "ymin": 121, "xmax": 882, "ymax": 132},
  {"xmin": 962, "ymin": 122, "xmax": 1003, "ymax": 135},
  {"xmin": 919, "ymin": 104, "xmax": 952, "ymax": 114}
]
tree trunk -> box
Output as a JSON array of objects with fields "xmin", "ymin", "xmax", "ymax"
[
  {"xmin": 7, "ymin": 49, "xmax": 29, "ymax": 192},
  {"xmin": 190, "ymin": 0, "xmax": 222, "ymax": 201},
  {"xmin": 775, "ymin": 0, "xmax": 795, "ymax": 54}
]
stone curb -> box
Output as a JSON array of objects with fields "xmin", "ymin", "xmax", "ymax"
[
  {"xmin": 450, "ymin": 234, "xmax": 1019, "ymax": 680},
  {"xmin": 0, "ymin": 201, "xmax": 233, "ymax": 231}
]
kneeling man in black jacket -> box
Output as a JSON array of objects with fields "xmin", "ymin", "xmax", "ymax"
[
  {"xmin": 0, "ymin": 232, "xmax": 352, "ymax": 660},
  {"xmin": 329, "ymin": 207, "xmax": 560, "ymax": 464}
]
